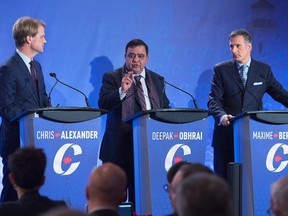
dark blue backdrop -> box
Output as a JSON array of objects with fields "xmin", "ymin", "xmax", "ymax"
[{"xmin": 0, "ymin": 0, "xmax": 287, "ymax": 197}]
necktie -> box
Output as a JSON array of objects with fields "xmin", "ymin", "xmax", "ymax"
[
  {"xmin": 134, "ymin": 76, "xmax": 146, "ymax": 110},
  {"xmin": 239, "ymin": 65, "xmax": 248, "ymax": 86},
  {"xmin": 29, "ymin": 60, "xmax": 37, "ymax": 84}
]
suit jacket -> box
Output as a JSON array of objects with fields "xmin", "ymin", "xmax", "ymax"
[
  {"xmin": 89, "ymin": 209, "xmax": 119, "ymax": 216},
  {"xmin": 98, "ymin": 66, "xmax": 170, "ymax": 164},
  {"xmin": 0, "ymin": 191, "xmax": 67, "ymax": 216},
  {"xmin": 0, "ymin": 52, "xmax": 49, "ymax": 157},
  {"xmin": 208, "ymin": 59, "xmax": 288, "ymax": 150}
]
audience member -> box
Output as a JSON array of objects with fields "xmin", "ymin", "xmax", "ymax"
[
  {"xmin": 269, "ymin": 176, "xmax": 288, "ymax": 216},
  {"xmin": 0, "ymin": 147, "xmax": 67, "ymax": 216},
  {"xmin": 166, "ymin": 161, "xmax": 191, "ymax": 186},
  {"xmin": 176, "ymin": 173, "xmax": 232, "ymax": 216},
  {"xmin": 41, "ymin": 208, "xmax": 86, "ymax": 216},
  {"xmin": 165, "ymin": 161, "xmax": 191, "ymax": 216},
  {"xmin": 85, "ymin": 162, "xmax": 128, "ymax": 216},
  {"xmin": 167, "ymin": 162, "xmax": 214, "ymax": 216}
]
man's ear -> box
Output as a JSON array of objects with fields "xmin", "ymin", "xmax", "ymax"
[
  {"xmin": 26, "ymin": 35, "xmax": 32, "ymax": 45},
  {"xmin": 8, "ymin": 172, "xmax": 15, "ymax": 185}
]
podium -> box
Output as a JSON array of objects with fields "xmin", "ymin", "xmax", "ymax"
[
  {"xmin": 128, "ymin": 108, "xmax": 211, "ymax": 216},
  {"xmin": 233, "ymin": 111, "xmax": 288, "ymax": 216},
  {"xmin": 16, "ymin": 107, "xmax": 107, "ymax": 210}
]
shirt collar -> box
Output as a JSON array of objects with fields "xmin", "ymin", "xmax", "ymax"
[
  {"xmin": 237, "ymin": 58, "xmax": 251, "ymax": 69},
  {"xmin": 16, "ymin": 49, "xmax": 33, "ymax": 69},
  {"xmin": 133, "ymin": 68, "xmax": 146, "ymax": 79}
]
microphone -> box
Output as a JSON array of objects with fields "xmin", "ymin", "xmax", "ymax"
[
  {"xmin": 159, "ymin": 77, "xmax": 198, "ymax": 109},
  {"xmin": 48, "ymin": 75, "xmax": 58, "ymax": 107},
  {"xmin": 49, "ymin": 73, "xmax": 90, "ymax": 107}
]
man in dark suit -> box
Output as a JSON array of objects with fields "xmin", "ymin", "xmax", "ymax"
[
  {"xmin": 208, "ymin": 29, "xmax": 288, "ymax": 180},
  {"xmin": 0, "ymin": 16, "xmax": 50, "ymax": 202},
  {"xmin": 85, "ymin": 163, "xmax": 127, "ymax": 216},
  {"xmin": 98, "ymin": 39, "xmax": 170, "ymax": 204},
  {"xmin": 0, "ymin": 147, "xmax": 67, "ymax": 216}
]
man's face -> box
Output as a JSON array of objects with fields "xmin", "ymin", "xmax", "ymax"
[
  {"xmin": 229, "ymin": 35, "xmax": 251, "ymax": 64},
  {"xmin": 125, "ymin": 45, "xmax": 149, "ymax": 74},
  {"xmin": 30, "ymin": 25, "xmax": 46, "ymax": 53},
  {"xmin": 169, "ymin": 170, "xmax": 183, "ymax": 211}
]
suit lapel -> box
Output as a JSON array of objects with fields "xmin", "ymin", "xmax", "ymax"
[
  {"xmin": 245, "ymin": 59, "xmax": 258, "ymax": 88},
  {"xmin": 14, "ymin": 53, "xmax": 40, "ymax": 105},
  {"xmin": 227, "ymin": 61, "xmax": 244, "ymax": 91}
]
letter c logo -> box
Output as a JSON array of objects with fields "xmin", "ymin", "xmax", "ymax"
[
  {"xmin": 53, "ymin": 143, "xmax": 82, "ymax": 175},
  {"xmin": 164, "ymin": 144, "xmax": 191, "ymax": 171},
  {"xmin": 266, "ymin": 143, "xmax": 288, "ymax": 173}
]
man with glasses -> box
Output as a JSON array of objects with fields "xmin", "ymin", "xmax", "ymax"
[{"xmin": 98, "ymin": 39, "xmax": 170, "ymax": 205}]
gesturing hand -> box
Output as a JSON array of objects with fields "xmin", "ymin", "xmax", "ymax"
[{"xmin": 121, "ymin": 71, "xmax": 133, "ymax": 93}]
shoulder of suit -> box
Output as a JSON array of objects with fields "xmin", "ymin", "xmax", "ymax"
[
  {"xmin": 145, "ymin": 68, "xmax": 161, "ymax": 77},
  {"xmin": 214, "ymin": 59, "xmax": 234, "ymax": 68},
  {"xmin": 250, "ymin": 58, "xmax": 270, "ymax": 68}
]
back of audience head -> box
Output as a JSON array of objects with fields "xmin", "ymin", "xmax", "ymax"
[
  {"xmin": 85, "ymin": 162, "xmax": 127, "ymax": 213},
  {"xmin": 41, "ymin": 208, "xmax": 86, "ymax": 216},
  {"xmin": 270, "ymin": 176, "xmax": 288, "ymax": 216},
  {"xmin": 176, "ymin": 172, "xmax": 232, "ymax": 216},
  {"xmin": 168, "ymin": 162, "xmax": 213, "ymax": 215},
  {"xmin": 166, "ymin": 161, "xmax": 191, "ymax": 184},
  {"xmin": 8, "ymin": 146, "xmax": 46, "ymax": 194}
]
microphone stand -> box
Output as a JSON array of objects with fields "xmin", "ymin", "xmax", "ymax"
[
  {"xmin": 49, "ymin": 73, "xmax": 91, "ymax": 108},
  {"xmin": 162, "ymin": 78, "xmax": 198, "ymax": 109}
]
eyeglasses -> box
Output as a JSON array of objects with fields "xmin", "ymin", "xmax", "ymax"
[
  {"xmin": 127, "ymin": 53, "xmax": 146, "ymax": 60},
  {"xmin": 266, "ymin": 207, "xmax": 275, "ymax": 215}
]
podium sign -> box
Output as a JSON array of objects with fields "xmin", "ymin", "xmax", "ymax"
[
  {"xmin": 18, "ymin": 108, "xmax": 106, "ymax": 210},
  {"xmin": 234, "ymin": 111, "xmax": 288, "ymax": 216},
  {"xmin": 131, "ymin": 109, "xmax": 210, "ymax": 216}
]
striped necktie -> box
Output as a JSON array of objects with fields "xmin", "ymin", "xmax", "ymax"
[
  {"xmin": 239, "ymin": 65, "xmax": 248, "ymax": 86},
  {"xmin": 134, "ymin": 76, "xmax": 146, "ymax": 110}
]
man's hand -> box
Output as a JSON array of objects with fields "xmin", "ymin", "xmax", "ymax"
[
  {"xmin": 121, "ymin": 71, "xmax": 133, "ymax": 93},
  {"xmin": 219, "ymin": 114, "xmax": 234, "ymax": 126}
]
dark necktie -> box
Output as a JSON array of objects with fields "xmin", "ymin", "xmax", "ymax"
[
  {"xmin": 29, "ymin": 60, "xmax": 37, "ymax": 84},
  {"xmin": 134, "ymin": 76, "xmax": 146, "ymax": 110}
]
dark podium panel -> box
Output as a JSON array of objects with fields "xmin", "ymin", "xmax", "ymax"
[
  {"xmin": 128, "ymin": 108, "xmax": 211, "ymax": 216},
  {"xmin": 233, "ymin": 111, "xmax": 288, "ymax": 216},
  {"xmin": 17, "ymin": 107, "xmax": 107, "ymax": 210}
]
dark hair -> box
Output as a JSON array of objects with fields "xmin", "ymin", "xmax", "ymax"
[
  {"xmin": 125, "ymin": 39, "xmax": 149, "ymax": 55},
  {"xmin": 166, "ymin": 161, "xmax": 191, "ymax": 183},
  {"xmin": 177, "ymin": 173, "xmax": 232, "ymax": 216},
  {"xmin": 179, "ymin": 163, "xmax": 214, "ymax": 179},
  {"xmin": 12, "ymin": 16, "xmax": 46, "ymax": 48},
  {"xmin": 229, "ymin": 29, "xmax": 252, "ymax": 44},
  {"xmin": 8, "ymin": 147, "xmax": 46, "ymax": 189}
]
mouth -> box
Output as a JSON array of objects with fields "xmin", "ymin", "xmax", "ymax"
[{"xmin": 132, "ymin": 64, "xmax": 140, "ymax": 68}]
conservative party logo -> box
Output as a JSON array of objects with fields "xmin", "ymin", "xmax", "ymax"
[
  {"xmin": 53, "ymin": 143, "xmax": 82, "ymax": 175},
  {"xmin": 164, "ymin": 144, "xmax": 191, "ymax": 171},
  {"xmin": 266, "ymin": 143, "xmax": 288, "ymax": 173}
]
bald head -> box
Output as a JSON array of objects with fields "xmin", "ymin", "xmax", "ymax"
[{"xmin": 86, "ymin": 163, "xmax": 127, "ymax": 211}]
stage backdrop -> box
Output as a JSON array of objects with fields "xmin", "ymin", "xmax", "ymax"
[{"xmin": 0, "ymin": 0, "xmax": 288, "ymax": 206}]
